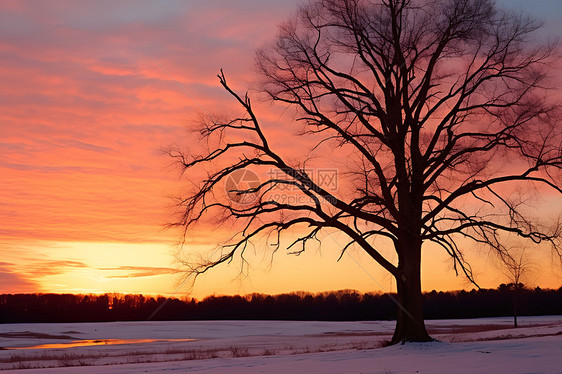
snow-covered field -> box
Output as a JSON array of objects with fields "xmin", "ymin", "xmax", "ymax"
[{"xmin": 1, "ymin": 316, "xmax": 561, "ymax": 373}]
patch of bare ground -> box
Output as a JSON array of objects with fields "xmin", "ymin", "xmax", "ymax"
[
  {"xmin": 463, "ymin": 330, "xmax": 562, "ymax": 342},
  {"xmin": 0, "ymin": 332, "xmax": 76, "ymax": 340},
  {"xmin": 427, "ymin": 322, "xmax": 556, "ymax": 335},
  {"xmin": 0, "ymin": 348, "xmax": 222, "ymax": 370},
  {"xmin": 314, "ymin": 331, "xmax": 389, "ymax": 337}
]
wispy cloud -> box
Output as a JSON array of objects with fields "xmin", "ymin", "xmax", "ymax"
[
  {"xmin": 0, "ymin": 262, "xmax": 40, "ymax": 293},
  {"xmin": 20, "ymin": 260, "xmax": 89, "ymax": 277},
  {"xmin": 99, "ymin": 266, "xmax": 179, "ymax": 278}
]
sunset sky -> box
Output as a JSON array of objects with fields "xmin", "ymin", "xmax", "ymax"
[{"xmin": 1, "ymin": 0, "xmax": 561, "ymax": 299}]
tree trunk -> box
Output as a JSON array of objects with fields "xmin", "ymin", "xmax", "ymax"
[
  {"xmin": 391, "ymin": 242, "xmax": 432, "ymax": 344},
  {"xmin": 513, "ymin": 287, "xmax": 518, "ymax": 328}
]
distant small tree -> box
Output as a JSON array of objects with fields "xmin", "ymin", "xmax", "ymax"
[
  {"xmin": 500, "ymin": 249, "xmax": 532, "ymax": 327},
  {"xmin": 170, "ymin": 0, "xmax": 562, "ymax": 344}
]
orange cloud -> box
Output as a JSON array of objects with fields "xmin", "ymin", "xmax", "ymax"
[{"xmin": 99, "ymin": 266, "xmax": 179, "ymax": 278}]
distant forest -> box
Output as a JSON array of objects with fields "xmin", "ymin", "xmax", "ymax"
[{"xmin": 1, "ymin": 285, "xmax": 560, "ymax": 323}]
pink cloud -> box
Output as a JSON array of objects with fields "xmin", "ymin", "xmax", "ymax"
[{"xmin": 0, "ymin": 1, "xmax": 300, "ymax": 250}]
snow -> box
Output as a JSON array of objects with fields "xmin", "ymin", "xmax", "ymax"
[{"xmin": 1, "ymin": 316, "xmax": 561, "ymax": 373}]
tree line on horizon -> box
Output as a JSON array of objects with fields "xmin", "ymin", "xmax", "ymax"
[{"xmin": 0, "ymin": 285, "xmax": 560, "ymax": 323}]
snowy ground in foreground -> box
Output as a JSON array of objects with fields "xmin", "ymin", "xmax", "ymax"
[{"xmin": 1, "ymin": 316, "xmax": 561, "ymax": 373}]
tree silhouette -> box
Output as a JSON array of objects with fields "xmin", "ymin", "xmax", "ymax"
[
  {"xmin": 170, "ymin": 0, "xmax": 561, "ymax": 343},
  {"xmin": 499, "ymin": 248, "xmax": 533, "ymax": 327}
]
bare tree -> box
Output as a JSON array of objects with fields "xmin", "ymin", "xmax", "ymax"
[
  {"xmin": 170, "ymin": 0, "xmax": 561, "ymax": 343},
  {"xmin": 499, "ymin": 248, "xmax": 532, "ymax": 327}
]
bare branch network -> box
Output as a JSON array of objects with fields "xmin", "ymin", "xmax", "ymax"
[{"xmin": 169, "ymin": 0, "xmax": 562, "ymax": 343}]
